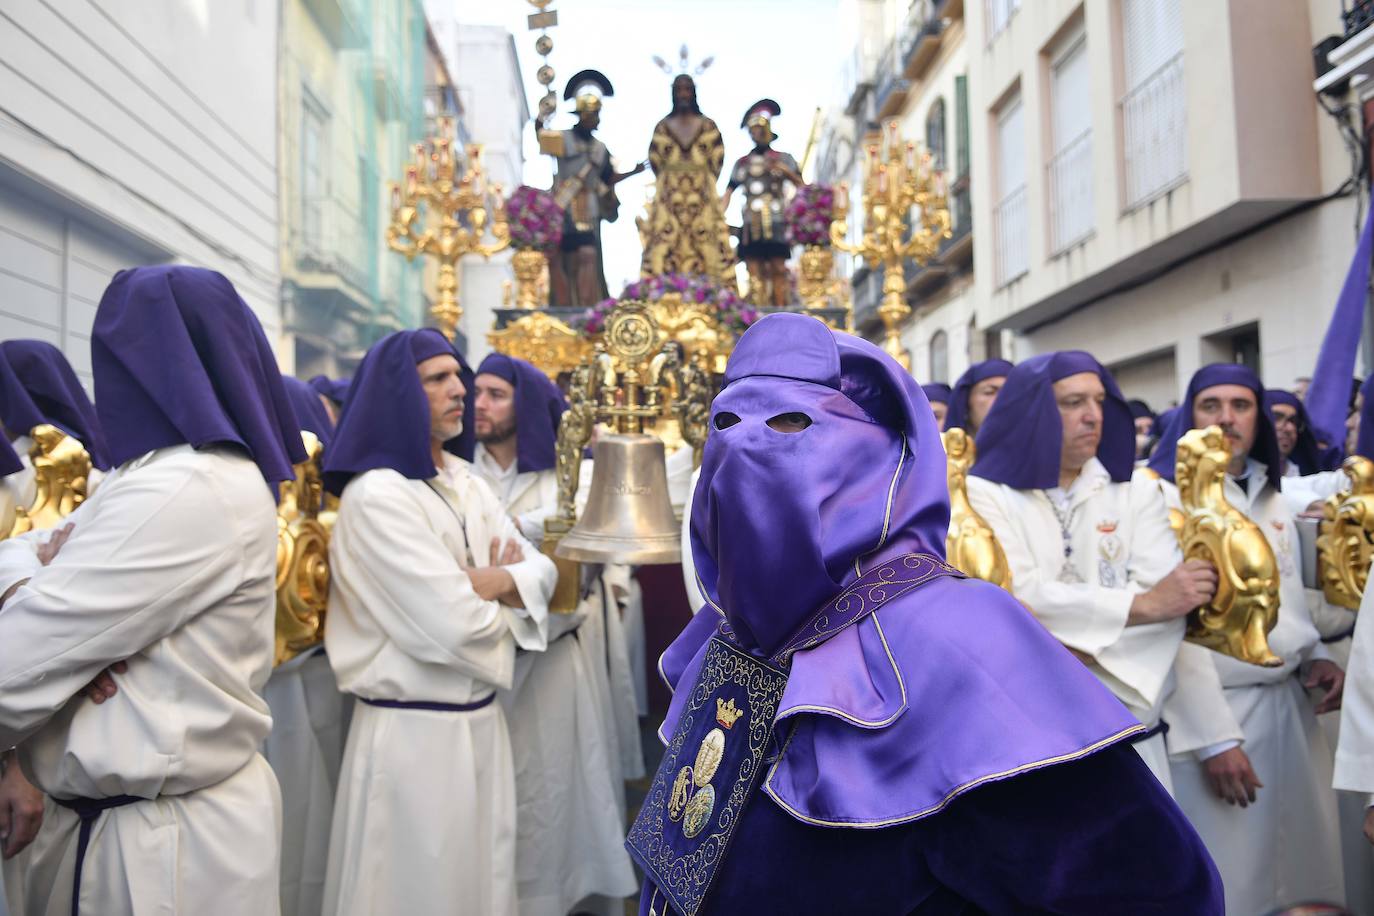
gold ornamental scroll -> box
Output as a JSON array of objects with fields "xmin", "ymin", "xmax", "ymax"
[
  {"xmin": 7, "ymin": 424, "xmax": 93, "ymax": 538},
  {"xmin": 488, "ymin": 311, "xmax": 593, "ymax": 383},
  {"xmin": 1316, "ymin": 455, "xmax": 1374, "ymax": 610},
  {"xmin": 1175, "ymin": 426, "xmax": 1282, "ymax": 667},
  {"xmin": 274, "ymin": 432, "xmax": 331, "ymax": 666},
  {"xmin": 941, "ymin": 429, "xmax": 1011, "ymax": 589}
]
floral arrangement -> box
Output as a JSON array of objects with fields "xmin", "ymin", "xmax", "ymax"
[
  {"xmin": 578, "ymin": 273, "xmax": 761, "ymax": 335},
  {"xmin": 785, "ymin": 183, "xmax": 835, "ymax": 247},
  {"xmin": 505, "ymin": 185, "xmax": 563, "ymax": 250}
]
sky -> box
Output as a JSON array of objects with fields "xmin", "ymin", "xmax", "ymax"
[{"xmin": 449, "ymin": 0, "xmax": 847, "ymax": 291}]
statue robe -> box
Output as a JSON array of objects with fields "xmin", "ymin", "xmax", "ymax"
[
  {"xmin": 320, "ymin": 456, "xmax": 555, "ymax": 916},
  {"xmin": 472, "ymin": 446, "xmax": 637, "ymax": 916},
  {"xmin": 967, "ymin": 458, "xmax": 1226, "ymax": 790},
  {"xmin": 639, "ymin": 117, "xmax": 734, "ymax": 280},
  {"xmin": 0, "ymin": 445, "xmax": 282, "ymax": 916},
  {"xmin": 1158, "ymin": 461, "xmax": 1345, "ymax": 915}
]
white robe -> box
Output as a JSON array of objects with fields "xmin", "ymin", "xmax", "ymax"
[
  {"xmin": 1158, "ymin": 462, "xmax": 1344, "ymax": 915},
  {"xmin": 321, "ymin": 457, "xmax": 555, "ymax": 916},
  {"xmin": 0, "ymin": 444, "xmax": 282, "ymax": 916},
  {"xmin": 472, "ymin": 446, "xmax": 636, "ymax": 916},
  {"xmin": 1334, "ymin": 585, "xmax": 1374, "ymax": 915},
  {"xmin": 967, "ymin": 459, "xmax": 1198, "ymax": 790}
]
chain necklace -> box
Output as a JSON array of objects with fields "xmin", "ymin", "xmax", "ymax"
[{"xmin": 1045, "ymin": 490, "xmax": 1085, "ymax": 584}]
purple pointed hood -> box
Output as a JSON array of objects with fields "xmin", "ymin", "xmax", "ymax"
[
  {"xmin": 0, "ymin": 340, "xmax": 111, "ymax": 470},
  {"xmin": 92, "ymin": 266, "xmax": 306, "ymax": 483},
  {"xmin": 945, "ymin": 359, "xmax": 1012, "ymax": 432},
  {"xmin": 971, "ymin": 351, "xmax": 1135, "ymax": 489},
  {"xmin": 322, "ymin": 329, "xmax": 474, "ymax": 496},
  {"xmin": 1147, "ymin": 363, "xmax": 1283, "ymax": 491},
  {"xmin": 475, "ymin": 353, "xmax": 567, "ymax": 474}
]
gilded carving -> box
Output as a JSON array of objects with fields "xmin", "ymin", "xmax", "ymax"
[
  {"xmin": 1316, "ymin": 455, "xmax": 1374, "ymax": 610},
  {"xmin": 9, "ymin": 424, "xmax": 92, "ymax": 538},
  {"xmin": 941, "ymin": 429, "xmax": 1012, "ymax": 589},
  {"xmin": 487, "ymin": 311, "xmax": 593, "ymax": 381},
  {"xmin": 274, "ymin": 432, "xmax": 331, "ymax": 666}
]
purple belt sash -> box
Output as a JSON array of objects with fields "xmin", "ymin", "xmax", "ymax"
[
  {"xmin": 52, "ymin": 793, "xmax": 143, "ymax": 916},
  {"xmin": 358, "ymin": 694, "xmax": 495, "ymax": 713}
]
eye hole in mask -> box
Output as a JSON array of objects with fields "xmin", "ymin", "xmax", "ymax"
[
  {"xmin": 766, "ymin": 412, "xmax": 813, "ymax": 433},
  {"xmin": 714, "ymin": 411, "xmax": 742, "ymax": 430}
]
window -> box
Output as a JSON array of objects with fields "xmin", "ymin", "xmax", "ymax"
[
  {"xmin": 926, "ymin": 98, "xmax": 947, "ymax": 171},
  {"xmin": 954, "ymin": 76, "xmax": 970, "ymax": 178},
  {"xmin": 1120, "ymin": 0, "xmax": 1186, "ymax": 208},
  {"xmin": 993, "ymin": 92, "xmax": 1028, "ymax": 286},
  {"xmin": 985, "ymin": 0, "xmax": 1022, "ymax": 41},
  {"xmin": 300, "ymin": 89, "xmax": 328, "ymax": 254},
  {"xmin": 1047, "ymin": 33, "xmax": 1094, "ymax": 253},
  {"xmin": 929, "ymin": 330, "xmax": 949, "ymax": 384}
]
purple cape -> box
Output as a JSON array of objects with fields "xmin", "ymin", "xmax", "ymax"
[
  {"xmin": 322, "ymin": 329, "xmax": 474, "ymax": 496},
  {"xmin": 920, "ymin": 382, "xmax": 951, "ymax": 405},
  {"xmin": 944, "ymin": 359, "xmax": 1012, "ymax": 432},
  {"xmin": 475, "ymin": 353, "xmax": 567, "ymax": 473},
  {"xmin": 1306, "ymin": 205, "xmax": 1374, "ymax": 446},
  {"xmin": 1265, "ymin": 388, "xmax": 1340, "ymax": 475},
  {"xmin": 664, "ymin": 314, "xmax": 1143, "ymax": 828},
  {"xmin": 92, "ymin": 266, "xmax": 306, "ymax": 483},
  {"xmin": 971, "ymin": 351, "xmax": 1134, "ymax": 490},
  {"xmin": 1146, "ymin": 363, "xmax": 1283, "ymax": 491},
  {"xmin": 308, "ymin": 374, "xmax": 351, "ymax": 407},
  {"xmin": 0, "ymin": 340, "xmax": 111, "ymax": 470},
  {"xmin": 281, "ymin": 376, "xmax": 336, "ymax": 446}
]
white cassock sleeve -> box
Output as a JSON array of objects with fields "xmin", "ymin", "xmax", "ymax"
[
  {"xmin": 1335, "ymin": 585, "xmax": 1374, "ymax": 793},
  {"xmin": 1163, "ymin": 641, "xmax": 1245, "ymax": 757},
  {"xmin": 0, "ymin": 463, "xmax": 246, "ymax": 748},
  {"xmin": 967, "ymin": 481, "xmax": 1132, "ymax": 657}
]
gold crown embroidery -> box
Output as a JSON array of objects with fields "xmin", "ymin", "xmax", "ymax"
[{"xmin": 715, "ymin": 697, "xmax": 743, "ymax": 729}]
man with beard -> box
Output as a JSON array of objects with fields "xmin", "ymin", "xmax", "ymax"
[
  {"xmin": 538, "ymin": 70, "xmax": 645, "ymax": 307},
  {"xmin": 966, "ymin": 352, "xmax": 1223, "ymax": 790},
  {"xmin": 320, "ymin": 330, "xmax": 556, "ymax": 916},
  {"xmin": 945, "ymin": 359, "xmax": 1012, "ymax": 434},
  {"xmin": 470, "ymin": 354, "xmax": 636, "ymax": 915},
  {"xmin": 1148, "ymin": 364, "xmax": 1346, "ymax": 914},
  {"xmin": 639, "ymin": 74, "xmax": 734, "ymax": 279}
]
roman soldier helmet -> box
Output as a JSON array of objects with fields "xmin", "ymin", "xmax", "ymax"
[
  {"xmin": 741, "ymin": 98, "xmax": 781, "ymax": 141},
  {"xmin": 564, "ymin": 69, "xmax": 615, "ymax": 114}
]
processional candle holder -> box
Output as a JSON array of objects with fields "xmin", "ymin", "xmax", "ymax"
[
  {"xmin": 386, "ymin": 117, "xmax": 511, "ymax": 340},
  {"xmin": 1316, "ymin": 455, "xmax": 1374, "ymax": 609},
  {"xmin": 541, "ymin": 301, "xmax": 713, "ymax": 611},
  {"xmin": 830, "ymin": 120, "xmax": 952, "ymax": 369}
]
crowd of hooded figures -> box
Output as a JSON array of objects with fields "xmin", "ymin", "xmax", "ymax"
[{"xmin": 0, "ymin": 264, "xmax": 1373, "ymax": 916}]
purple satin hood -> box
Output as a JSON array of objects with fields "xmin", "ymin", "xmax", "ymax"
[
  {"xmin": 945, "ymin": 359, "xmax": 1012, "ymax": 432},
  {"xmin": 1147, "ymin": 363, "xmax": 1283, "ymax": 492},
  {"xmin": 971, "ymin": 351, "xmax": 1135, "ymax": 490},
  {"xmin": 665, "ymin": 314, "xmax": 1144, "ymax": 827},
  {"xmin": 475, "ymin": 353, "xmax": 566, "ymax": 473}
]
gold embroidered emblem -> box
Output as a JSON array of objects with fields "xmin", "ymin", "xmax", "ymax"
[
  {"xmin": 668, "ymin": 766, "xmax": 692, "ymax": 822},
  {"xmin": 693, "ymin": 728, "xmax": 726, "ymax": 787},
  {"xmin": 681, "ymin": 784, "xmax": 715, "ymax": 839}
]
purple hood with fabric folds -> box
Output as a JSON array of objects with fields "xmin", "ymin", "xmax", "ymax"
[
  {"xmin": 475, "ymin": 353, "xmax": 566, "ymax": 473},
  {"xmin": 322, "ymin": 328, "xmax": 475, "ymax": 496},
  {"xmin": 1147, "ymin": 363, "xmax": 1284, "ymax": 492},
  {"xmin": 0, "ymin": 339, "xmax": 111, "ymax": 470},
  {"xmin": 308, "ymin": 374, "xmax": 351, "ymax": 407},
  {"xmin": 944, "ymin": 359, "xmax": 1012, "ymax": 432},
  {"xmin": 971, "ymin": 351, "xmax": 1135, "ymax": 490},
  {"xmin": 92, "ymin": 266, "xmax": 307, "ymax": 483},
  {"xmin": 281, "ymin": 376, "xmax": 336, "ymax": 446},
  {"xmin": 659, "ymin": 314, "xmax": 1143, "ymax": 828},
  {"xmin": 1265, "ymin": 389, "xmax": 1340, "ymax": 475},
  {"xmin": 920, "ymin": 382, "xmax": 951, "ymax": 405}
]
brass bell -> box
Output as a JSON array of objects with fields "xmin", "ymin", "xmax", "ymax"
[{"xmin": 556, "ymin": 433, "xmax": 681, "ymax": 564}]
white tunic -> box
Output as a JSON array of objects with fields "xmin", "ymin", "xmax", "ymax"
[
  {"xmin": 0, "ymin": 444, "xmax": 282, "ymax": 916},
  {"xmin": 1158, "ymin": 462, "xmax": 1344, "ymax": 915},
  {"xmin": 472, "ymin": 446, "xmax": 636, "ymax": 916},
  {"xmin": 967, "ymin": 458, "xmax": 1194, "ymax": 789},
  {"xmin": 321, "ymin": 456, "xmax": 555, "ymax": 916}
]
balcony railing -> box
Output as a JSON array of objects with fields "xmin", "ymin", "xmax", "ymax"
[
  {"xmin": 1121, "ymin": 52, "xmax": 1187, "ymax": 210},
  {"xmin": 1345, "ymin": 0, "xmax": 1374, "ymax": 38},
  {"xmin": 901, "ymin": 0, "xmax": 946, "ymax": 79},
  {"xmin": 993, "ymin": 185, "xmax": 1028, "ymax": 287},
  {"xmin": 298, "ymin": 196, "xmax": 371, "ymax": 294},
  {"xmin": 984, "ymin": 0, "xmax": 1020, "ymax": 42},
  {"xmin": 1047, "ymin": 130, "xmax": 1094, "ymax": 254}
]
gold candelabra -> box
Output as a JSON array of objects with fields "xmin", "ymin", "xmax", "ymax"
[
  {"xmin": 387, "ymin": 117, "xmax": 510, "ymax": 340},
  {"xmin": 831, "ymin": 121, "xmax": 951, "ymax": 369}
]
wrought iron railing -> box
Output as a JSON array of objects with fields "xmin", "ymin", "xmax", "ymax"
[
  {"xmin": 1345, "ymin": 0, "xmax": 1374, "ymax": 37},
  {"xmin": 993, "ymin": 185, "xmax": 1028, "ymax": 287},
  {"xmin": 1047, "ymin": 130, "xmax": 1094, "ymax": 254},
  {"xmin": 1121, "ymin": 52, "xmax": 1187, "ymax": 210}
]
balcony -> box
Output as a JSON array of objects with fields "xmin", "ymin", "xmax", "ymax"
[
  {"xmin": 1121, "ymin": 53, "xmax": 1187, "ymax": 210},
  {"xmin": 874, "ymin": 44, "xmax": 910, "ymax": 120},
  {"xmin": 901, "ymin": 0, "xmax": 947, "ymax": 82},
  {"xmin": 302, "ymin": 0, "xmax": 366, "ymax": 49},
  {"xmin": 992, "ymin": 185, "xmax": 1028, "ymax": 287},
  {"xmin": 1047, "ymin": 130, "xmax": 1094, "ymax": 254},
  {"xmin": 941, "ymin": 181, "xmax": 973, "ymax": 264},
  {"xmin": 1346, "ymin": 0, "xmax": 1374, "ymax": 37},
  {"xmin": 295, "ymin": 196, "xmax": 373, "ymax": 300}
]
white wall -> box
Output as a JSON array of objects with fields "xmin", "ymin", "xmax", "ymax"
[{"xmin": 0, "ymin": 0, "xmax": 282, "ymax": 346}]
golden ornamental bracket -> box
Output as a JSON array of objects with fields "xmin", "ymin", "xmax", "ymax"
[
  {"xmin": 6, "ymin": 424, "xmax": 92, "ymax": 539},
  {"xmin": 942, "ymin": 429, "xmax": 1012, "ymax": 589},
  {"xmin": 274, "ymin": 432, "xmax": 331, "ymax": 666},
  {"xmin": 1317, "ymin": 455, "xmax": 1374, "ymax": 610}
]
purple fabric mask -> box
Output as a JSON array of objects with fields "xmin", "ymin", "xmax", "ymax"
[
  {"xmin": 281, "ymin": 376, "xmax": 336, "ymax": 447},
  {"xmin": 1147, "ymin": 363, "xmax": 1283, "ymax": 491},
  {"xmin": 1265, "ymin": 389, "xmax": 1339, "ymax": 475},
  {"xmin": 92, "ymin": 266, "xmax": 307, "ymax": 483},
  {"xmin": 920, "ymin": 382, "xmax": 951, "ymax": 405},
  {"xmin": 690, "ymin": 313, "xmax": 949, "ymax": 657},
  {"xmin": 0, "ymin": 340, "xmax": 111, "ymax": 470},
  {"xmin": 664, "ymin": 314, "xmax": 1143, "ymax": 828},
  {"xmin": 323, "ymin": 329, "xmax": 474, "ymax": 496},
  {"xmin": 475, "ymin": 353, "xmax": 567, "ymax": 473},
  {"xmin": 971, "ymin": 351, "xmax": 1134, "ymax": 490},
  {"xmin": 945, "ymin": 359, "xmax": 1012, "ymax": 432}
]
